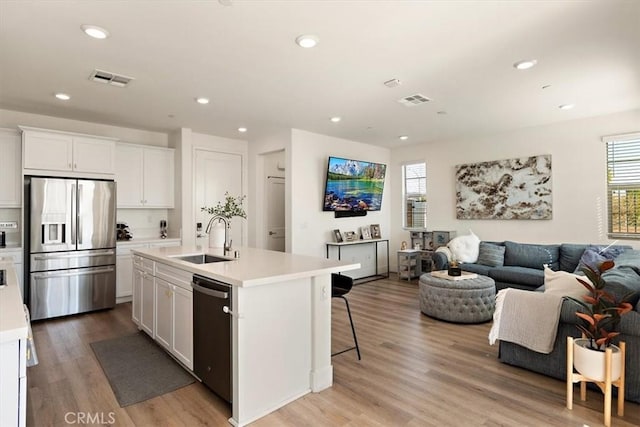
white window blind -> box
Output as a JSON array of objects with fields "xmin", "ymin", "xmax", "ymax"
[
  {"xmin": 403, "ymin": 162, "xmax": 427, "ymax": 228},
  {"xmin": 605, "ymin": 132, "xmax": 640, "ymax": 237}
]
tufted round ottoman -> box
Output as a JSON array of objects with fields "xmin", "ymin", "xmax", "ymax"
[{"xmin": 419, "ymin": 272, "xmax": 496, "ymax": 323}]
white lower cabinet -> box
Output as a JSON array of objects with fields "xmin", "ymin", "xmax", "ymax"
[
  {"xmin": 154, "ymin": 277, "xmax": 173, "ymax": 350},
  {"xmin": 132, "ymin": 268, "xmax": 142, "ymax": 326},
  {"xmin": 172, "ymin": 285, "xmax": 193, "ymax": 369},
  {"xmin": 132, "ymin": 255, "xmax": 193, "ymax": 370},
  {"xmin": 0, "ymin": 338, "xmax": 27, "ymax": 427},
  {"xmin": 140, "ymin": 271, "xmax": 155, "ymax": 337},
  {"xmin": 117, "ymin": 240, "xmax": 180, "ymax": 302}
]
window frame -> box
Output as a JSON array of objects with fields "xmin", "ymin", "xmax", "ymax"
[
  {"xmin": 604, "ymin": 132, "xmax": 640, "ymax": 239},
  {"xmin": 402, "ymin": 161, "xmax": 427, "ymax": 230}
]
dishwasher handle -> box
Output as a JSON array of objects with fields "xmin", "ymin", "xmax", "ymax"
[{"xmin": 192, "ymin": 282, "xmax": 229, "ymax": 299}]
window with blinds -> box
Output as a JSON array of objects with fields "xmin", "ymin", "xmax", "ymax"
[
  {"xmin": 605, "ymin": 132, "xmax": 640, "ymax": 237},
  {"xmin": 403, "ymin": 162, "xmax": 427, "ymax": 228}
]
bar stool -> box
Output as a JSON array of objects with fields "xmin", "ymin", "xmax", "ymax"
[{"xmin": 331, "ymin": 273, "xmax": 361, "ymax": 360}]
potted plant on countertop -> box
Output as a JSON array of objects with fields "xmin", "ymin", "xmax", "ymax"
[
  {"xmin": 567, "ymin": 259, "xmax": 634, "ymax": 381},
  {"xmin": 201, "ymin": 192, "xmax": 247, "ymax": 249}
]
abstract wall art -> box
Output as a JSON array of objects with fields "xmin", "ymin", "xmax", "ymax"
[{"xmin": 455, "ymin": 154, "xmax": 552, "ymax": 220}]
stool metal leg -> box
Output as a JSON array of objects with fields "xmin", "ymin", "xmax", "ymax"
[{"xmin": 332, "ymin": 295, "xmax": 361, "ymax": 360}]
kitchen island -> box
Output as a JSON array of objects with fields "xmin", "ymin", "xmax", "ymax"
[
  {"xmin": 0, "ymin": 261, "xmax": 28, "ymax": 427},
  {"xmin": 131, "ymin": 245, "xmax": 359, "ymax": 427}
]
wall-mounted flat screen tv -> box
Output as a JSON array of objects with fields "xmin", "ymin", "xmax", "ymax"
[{"xmin": 323, "ymin": 156, "xmax": 387, "ymax": 211}]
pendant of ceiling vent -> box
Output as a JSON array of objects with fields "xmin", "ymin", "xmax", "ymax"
[
  {"xmin": 89, "ymin": 69, "xmax": 134, "ymax": 87},
  {"xmin": 398, "ymin": 93, "xmax": 431, "ymax": 106}
]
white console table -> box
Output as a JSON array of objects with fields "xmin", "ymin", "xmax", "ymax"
[{"xmin": 325, "ymin": 239, "xmax": 389, "ymax": 284}]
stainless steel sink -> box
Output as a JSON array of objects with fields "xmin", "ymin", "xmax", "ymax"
[{"xmin": 173, "ymin": 254, "xmax": 230, "ymax": 264}]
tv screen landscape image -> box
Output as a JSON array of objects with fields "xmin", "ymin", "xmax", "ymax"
[{"xmin": 323, "ymin": 156, "xmax": 387, "ymax": 211}]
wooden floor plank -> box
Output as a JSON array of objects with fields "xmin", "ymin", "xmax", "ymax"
[{"xmin": 26, "ymin": 276, "xmax": 639, "ymax": 426}]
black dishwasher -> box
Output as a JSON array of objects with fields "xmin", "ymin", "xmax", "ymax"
[{"xmin": 192, "ymin": 274, "xmax": 232, "ymax": 403}]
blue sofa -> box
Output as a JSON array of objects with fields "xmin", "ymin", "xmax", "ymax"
[
  {"xmin": 432, "ymin": 241, "xmax": 631, "ymax": 291},
  {"xmin": 433, "ymin": 242, "xmax": 640, "ymax": 402}
]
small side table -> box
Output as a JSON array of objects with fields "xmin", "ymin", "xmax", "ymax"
[
  {"xmin": 566, "ymin": 337, "xmax": 626, "ymax": 427},
  {"xmin": 397, "ymin": 250, "xmax": 421, "ymax": 281}
]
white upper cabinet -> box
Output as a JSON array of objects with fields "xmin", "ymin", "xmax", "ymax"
[
  {"xmin": 72, "ymin": 136, "xmax": 115, "ymax": 173},
  {"xmin": 21, "ymin": 126, "xmax": 116, "ymax": 175},
  {"xmin": 115, "ymin": 142, "xmax": 174, "ymax": 208},
  {"xmin": 0, "ymin": 129, "xmax": 22, "ymax": 207}
]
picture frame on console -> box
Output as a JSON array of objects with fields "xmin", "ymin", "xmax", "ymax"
[
  {"xmin": 344, "ymin": 231, "xmax": 358, "ymax": 242},
  {"xmin": 370, "ymin": 224, "xmax": 381, "ymax": 239},
  {"xmin": 361, "ymin": 226, "xmax": 372, "ymax": 240},
  {"xmin": 333, "ymin": 229, "xmax": 343, "ymax": 243}
]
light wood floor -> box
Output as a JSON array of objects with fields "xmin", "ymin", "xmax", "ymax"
[{"xmin": 27, "ymin": 277, "xmax": 639, "ymax": 426}]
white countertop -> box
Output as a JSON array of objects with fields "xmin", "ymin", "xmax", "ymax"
[
  {"xmin": 0, "ymin": 261, "xmax": 28, "ymax": 343},
  {"xmin": 133, "ymin": 245, "xmax": 360, "ymax": 287}
]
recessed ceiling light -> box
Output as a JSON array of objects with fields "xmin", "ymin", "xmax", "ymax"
[
  {"xmin": 559, "ymin": 104, "xmax": 575, "ymax": 110},
  {"xmin": 330, "ymin": 117, "xmax": 341, "ymax": 123},
  {"xmin": 399, "ymin": 135, "xmax": 409, "ymax": 141},
  {"xmin": 295, "ymin": 35, "xmax": 319, "ymax": 48},
  {"xmin": 196, "ymin": 97, "xmax": 210, "ymax": 105},
  {"xmin": 513, "ymin": 59, "xmax": 537, "ymax": 70},
  {"xmin": 55, "ymin": 93, "xmax": 71, "ymax": 101},
  {"xmin": 437, "ymin": 111, "xmax": 447, "ymax": 115},
  {"xmin": 541, "ymin": 84, "xmax": 552, "ymax": 90},
  {"xmin": 81, "ymin": 24, "xmax": 110, "ymax": 39},
  {"xmin": 238, "ymin": 127, "xmax": 247, "ymax": 133}
]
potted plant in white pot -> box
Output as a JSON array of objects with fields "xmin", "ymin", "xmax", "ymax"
[
  {"xmin": 201, "ymin": 192, "xmax": 247, "ymax": 249},
  {"xmin": 568, "ymin": 260, "xmax": 634, "ymax": 381}
]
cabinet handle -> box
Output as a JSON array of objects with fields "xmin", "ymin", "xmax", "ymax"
[
  {"xmin": 74, "ymin": 163, "xmax": 77, "ymax": 169},
  {"xmin": 68, "ymin": 163, "xmax": 72, "ymax": 168}
]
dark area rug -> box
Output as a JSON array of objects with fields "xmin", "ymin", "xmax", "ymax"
[{"xmin": 91, "ymin": 332, "xmax": 195, "ymax": 407}]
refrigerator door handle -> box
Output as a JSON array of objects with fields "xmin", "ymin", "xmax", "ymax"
[
  {"xmin": 71, "ymin": 183, "xmax": 77, "ymax": 243},
  {"xmin": 32, "ymin": 266, "xmax": 115, "ymax": 279},
  {"xmin": 77, "ymin": 184, "xmax": 83, "ymax": 245},
  {"xmin": 32, "ymin": 250, "xmax": 116, "ymax": 261}
]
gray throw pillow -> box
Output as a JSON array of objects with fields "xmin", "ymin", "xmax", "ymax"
[{"xmin": 476, "ymin": 242, "xmax": 505, "ymax": 267}]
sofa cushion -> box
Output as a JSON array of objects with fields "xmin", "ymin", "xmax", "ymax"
[
  {"xmin": 460, "ymin": 263, "xmax": 493, "ymax": 276},
  {"xmin": 476, "ymin": 242, "xmax": 506, "ymax": 267},
  {"xmin": 504, "ymin": 241, "xmax": 560, "ymax": 270},
  {"xmin": 488, "ymin": 266, "xmax": 545, "ymax": 288},
  {"xmin": 559, "ymin": 244, "xmax": 588, "ymax": 272},
  {"xmin": 573, "ymin": 244, "xmax": 630, "ymax": 273},
  {"xmin": 543, "ymin": 266, "xmax": 590, "ymax": 298},
  {"xmin": 601, "ymin": 266, "xmax": 640, "ymax": 306}
]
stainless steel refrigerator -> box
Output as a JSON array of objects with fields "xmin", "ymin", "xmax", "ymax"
[{"xmin": 25, "ymin": 177, "xmax": 116, "ymax": 320}]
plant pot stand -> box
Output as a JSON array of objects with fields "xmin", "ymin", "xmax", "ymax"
[{"xmin": 566, "ymin": 337, "xmax": 626, "ymax": 427}]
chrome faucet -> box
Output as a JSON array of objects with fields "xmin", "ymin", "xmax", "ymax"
[{"xmin": 206, "ymin": 215, "xmax": 232, "ymax": 252}]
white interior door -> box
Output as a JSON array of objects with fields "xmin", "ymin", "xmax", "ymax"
[
  {"xmin": 195, "ymin": 149, "xmax": 243, "ymax": 247},
  {"xmin": 265, "ymin": 176, "xmax": 285, "ymax": 252}
]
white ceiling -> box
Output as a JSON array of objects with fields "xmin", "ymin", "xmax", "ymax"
[{"xmin": 1, "ymin": 1, "xmax": 639, "ymax": 147}]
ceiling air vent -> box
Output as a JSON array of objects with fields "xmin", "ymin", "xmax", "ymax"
[
  {"xmin": 89, "ymin": 69, "xmax": 134, "ymax": 87},
  {"xmin": 398, "ymin": 93, "xmax": 431, "ymax": 107}
]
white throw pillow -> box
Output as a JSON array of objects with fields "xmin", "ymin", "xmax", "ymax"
[
  {"xmin": 447, "ymin": 231, "xmax": 480, "ymax": 263},
  {"xmin": 543, "ymin": 266, "xmax": 591, "ymax": 298}
]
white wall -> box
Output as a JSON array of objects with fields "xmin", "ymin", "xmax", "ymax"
[
  {"xmin": 290, "ymin": 129, "xmax": 391, "ymax": 278},
  {"xmin": 390, "ymin": 109, "xmax": 640, "ymax": 270}
]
